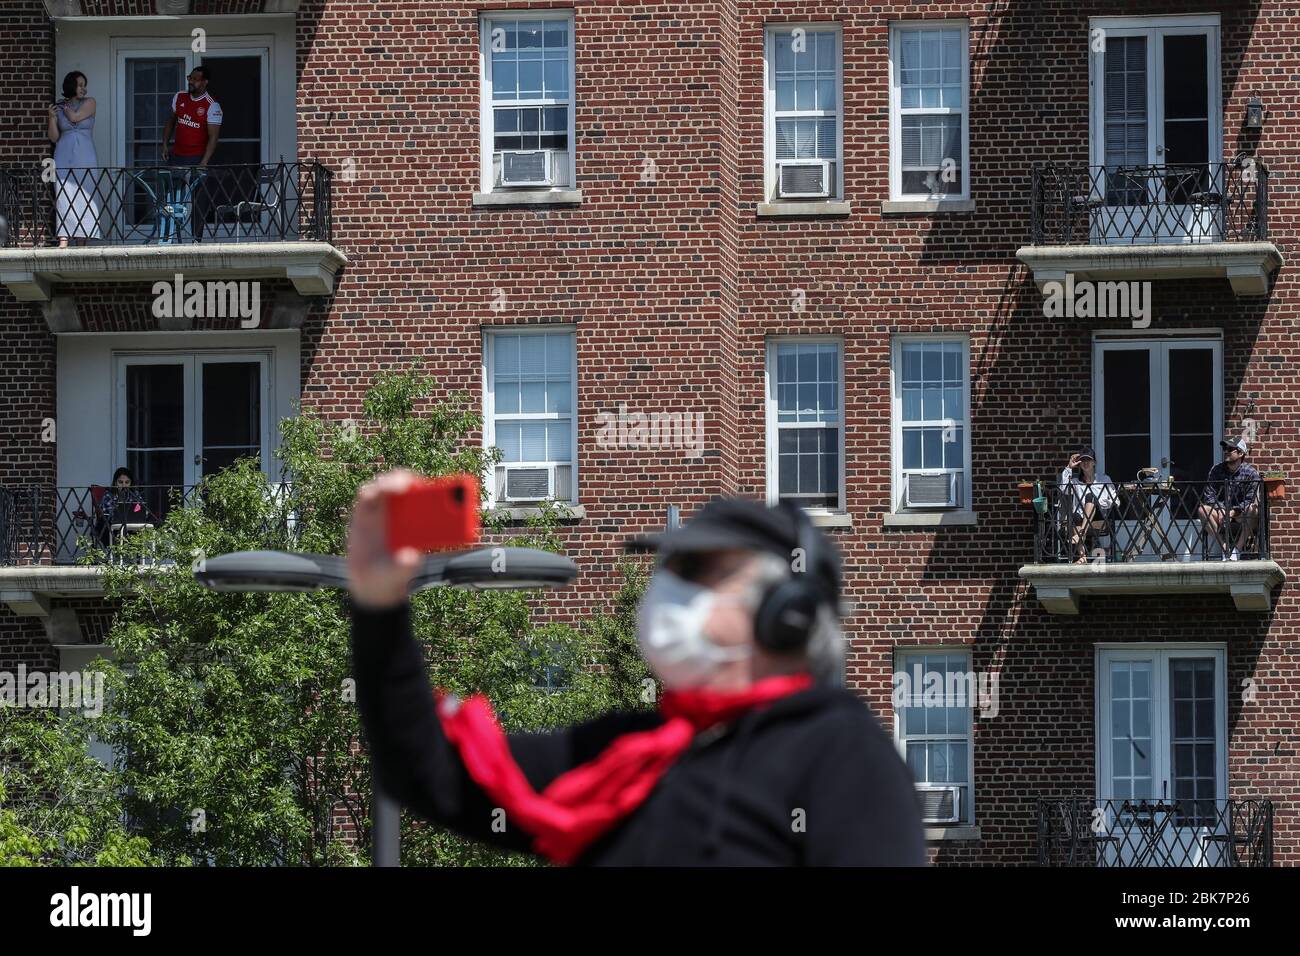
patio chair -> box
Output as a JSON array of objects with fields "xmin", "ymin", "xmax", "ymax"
[{"xmin": 214, "ymin": 164, "xmax": 285, "ymax": 241}]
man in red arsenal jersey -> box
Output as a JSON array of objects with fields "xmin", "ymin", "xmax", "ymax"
[
  {"xmin": 160, "ymin": 65, "xmax": 223, "ymax": 239},
  {"xmin": 161, "ymin": 65, "xmax": 223, "ymax": 166}
]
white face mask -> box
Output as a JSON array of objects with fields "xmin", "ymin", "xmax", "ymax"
[{"xmin": 637, "ymin": 569, "xmax": 753, "ymax": 689}]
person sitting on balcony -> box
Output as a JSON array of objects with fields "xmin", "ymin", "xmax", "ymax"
[
  {"xmin": 159, "ymin": 65, "xmax": 223, "ymax": 241},
  {"xmin": 99, "ymin": 467, "xmax": 149, "ymax": 529},
  {"xmin": 1198, "ymin": 438, "xmax": 1260, "ymax": 561},
  {"xmin": 1060, "ymin": 446, "xmax": 1117, "ymax": 563},
  {"xmin": 47, "ymin": 71, "xmax": 101, "ymax": 248}
]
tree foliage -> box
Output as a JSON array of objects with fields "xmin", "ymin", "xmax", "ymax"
[{"xmin": 0, "ymin": 365, "xmax": 651, "ymax": 866}]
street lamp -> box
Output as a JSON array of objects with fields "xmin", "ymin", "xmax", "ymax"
[
  {"xmin": 192, "ymin": 545, "xmax": 578, "ymax": 867},
  {"xmin": 194, "ymin": 547, "xmax": 577, "ymax": 594}
]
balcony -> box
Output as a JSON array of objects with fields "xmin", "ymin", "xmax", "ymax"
[
  {"xmin": 1018, "ymin": 478, "xmax": 1285, "ymax": 613},
  {"xmin": 1018, "ymin": 160, "xmax": 1282, "ymax": 297},
  {"xmin": 1037, "ymin": 798, "xmax": 1273, "ymax": 867},
  {"xmin": 0, "ymin": 161, "xmax": 345, "ymax": 309},
  {"xmin": 0, "ymin": 484, "xmax": 295, "ymax": 620}
]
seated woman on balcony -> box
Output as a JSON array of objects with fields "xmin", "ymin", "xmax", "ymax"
[
  {"xmin": 1060, "ymin": 447, "xmax": 1116, "ymax": 564},
  {"xmin": 47, "ymin": 71, "xmax": 101, "ymax": 248},
  {"xmin": 100, "ymin": 467, "xmax": 150, "ymax": 529}
]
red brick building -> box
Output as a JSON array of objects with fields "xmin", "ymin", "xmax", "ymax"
[{"xmin": 0, "ymin": 0, "xmax": 1294, "ymax": 866}]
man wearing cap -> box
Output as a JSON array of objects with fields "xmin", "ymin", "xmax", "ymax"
[
  {"xmin": 1060, "ymin": 446, "xmax": 1117, "ymax": 563},
  {"xmin": 347, "ymin": 469, "xmax": 925, "ymax": 866},
  {"xmin": 1198, "ymin": 439, "xmax": 1260, "ymax": 561}
]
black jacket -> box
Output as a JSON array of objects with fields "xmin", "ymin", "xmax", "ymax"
[{"xmin": 351, "ymin": 602, "xmax": 927, "ymax": 866}]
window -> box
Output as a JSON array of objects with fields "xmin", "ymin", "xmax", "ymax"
[
  {"xmin": 895, "ymin": 649, "xmax": 975, "ymax": 827},
  {"xmin": 765, "ymin": 338, "xmax": 843, "ymax": 512},
  {"xmin": 765, "ymin": 24, "xmax": 843, "ymax": 201},
  {"xmin": 889, "ymin": 22, "xmax": 969, "ymax": 201},
  {"xmin": 480, "ymin": 12, "xmax": 575, "ymax": 192},
  {"xmin": 891, "ymin": 337, "xmax": 970, "ymax": 511},
  {"xmin": 484, "ymin": 328, "xmax": 576, "ymax": 504}
]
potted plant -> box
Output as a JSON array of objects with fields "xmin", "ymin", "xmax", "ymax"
[
  {"xmin": 1264, "ymin": 473, "xmax": 1286, "ymax": 501},
  {"xmin": 1018, "ymin": 481, "xmax": 1035, "ymax": 505}
]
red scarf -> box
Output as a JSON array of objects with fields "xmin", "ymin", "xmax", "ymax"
[{"xmin": 434, "ymin": 673, "xmax": 813, "ymax": 865}]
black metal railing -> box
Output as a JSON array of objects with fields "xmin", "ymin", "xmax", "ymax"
[
  {"xmin": 1032, "ymin": 477, "xmax": 1270, "ymax": 564},
  {"xmin": 0, "ymin": 161, "xmax": 332, "ymax": 247},
  {"xmin": 1038, "ymin": 798, "xmax": 1273, "ymax": 867},
  {"xmin": 1030, "ymin": 159, "xmax": 1267, "ymax": 246},
  {"xmin": 0, "ymin": 484, "xmax": 295, "ymax": 566}
]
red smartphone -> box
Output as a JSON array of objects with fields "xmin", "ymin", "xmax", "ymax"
[{"xmin": 385, "ymin": 474, "xmax": 481, "ymax": 553}]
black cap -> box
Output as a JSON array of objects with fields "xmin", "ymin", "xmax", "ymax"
[
  {"xmin": 625, "ymin": 497, "xmax": 842, "ymax": 597},
  {"xmin": 1077, "ymin": 446, "xmax": 1096, "ymax": 461}
]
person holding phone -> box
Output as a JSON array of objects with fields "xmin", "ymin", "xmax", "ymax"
[
  {"xmin": 1059, "ymin": 446, "xmax": 1116, "ymax": 563},
  {"xmin": 347, "ymin": 469, "xmax": 926, "ymax": 866}
]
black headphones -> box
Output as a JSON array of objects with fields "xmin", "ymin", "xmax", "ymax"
[{"xmin": 753, "ymin": 502, "xmax": 840, "ymax": 653}]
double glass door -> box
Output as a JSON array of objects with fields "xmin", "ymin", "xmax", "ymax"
[
  {"xmin": 1097, "ymin": 647, "xmax": 1228, "ymax": 866},
  {"xmin": 116, "ymin": 353, "xmax": 268, "ymax": 516},
  {"xmin": 1089, "ymin": 18, "xmax": 1221, "ymax": 242}
]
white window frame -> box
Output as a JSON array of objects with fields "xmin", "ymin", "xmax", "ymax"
[
  {"xmin": 888, "ymin": 20, "xmax": 970, "ymax": 203},
  {"xmin": 479, "ymin": 10, "xmax": 577, "ymax": 195},
  {"xmin": 1094, "ymin": 643, "xmax": 1227, "ymax": 806},
  {"xmin": 763, "ymin": 22, "xmax": 844, "ymax": 202},
  {"xmin": 1091, "ymin": 334, "xmax": 1223, "ymax": 481},
  {"xmin": 113, "ymin": 40, "xmax": 273, "ymax": 170},
  {"xmin": 1087, "ymin": 15, "xmax": 1222, "ymax": 173},
  {"xmin": 764, "ymin": 336, "xmax": 846, "ymax": 515},
  {"xmin": 113, "ymin": 350, "xmax": 274, "ymax": 489},
  {"xmin": 890, "ymin": 335, "xmax": 972, "ymax": 513},
  {"xmin": 482, "ymin": 325, "xmax": 579, "ymax": 506},
  {"xmin": 893, "ymin": 646, "xmax": 976, "ymax": 827}
]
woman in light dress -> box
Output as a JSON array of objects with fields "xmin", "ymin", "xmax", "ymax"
[{"xmin": 47, "ymin": 71, "xmax": 101, "ymax": 247}]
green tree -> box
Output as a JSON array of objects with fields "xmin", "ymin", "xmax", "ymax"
[
  {"xmin": 81, "ymin": 365, "xmax": 650, "ymax": 866},
  {"xmin": 0, "ymin": 708, "xmax": 159, "ymax": 866}
]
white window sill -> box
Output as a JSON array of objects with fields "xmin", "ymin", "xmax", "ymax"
[
  {"xmin": 473, "ymin": 189, "xmax": 583, "ymax": 207},
  {"xmin": 926, "ymin": 825, "xmax": 981, "ymax": 842},
  {"xmin": 489, "ymin": 504, "xmax": 586, "ymax": 522},
  {"xmin": 881, "ymin": 198, "xmax": 975, "ymax": 215},
  {"xmin": 757, "ymin": 200, "xmax": 852, "ymax": 218},
  {"xmin": 806, "ymin": 511, "xmax": 853, "ymax": 528},
  {"xmin": 883, "ymin": 510, "xmax": 979, "ymax": 528}
]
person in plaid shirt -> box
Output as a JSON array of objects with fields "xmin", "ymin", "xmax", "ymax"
[{"xmin": 1197, "ymin": 438, "xmax": 1260, "ymax": 560}]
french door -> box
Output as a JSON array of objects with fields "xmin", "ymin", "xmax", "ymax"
[
  {"xmin": 115, "ymin": 353, "xmax": 270, "ymax": 515},
  {"xmin": 1093, "ymin": 337, "xmax": 1221, "ymax": 484},
  {"xmin": 115, "ymin": 46, "xmax": 270, "ymax": 240},
  {"xmin": 1089, "ymin": 17, "xmax": 1221, "ymax": 243},
  {"xmin": 1093, "ymin": 337, "xmax": 1221, "ymax": 560},
  {"xmin": 1096, "ymin": 647, "xmax": 1228, "ymax": 866}
]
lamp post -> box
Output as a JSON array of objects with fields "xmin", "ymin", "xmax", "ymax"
[{"xmin": 194, "ymin": 546, "xmax": 578, "ymax": 866}]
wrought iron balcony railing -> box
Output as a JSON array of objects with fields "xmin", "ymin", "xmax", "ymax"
[
  {"xmin": 0, "ymin": 160, "xmax": 332, "ymax": 247},
  {"xmin": 0, "ymin": 484, "xmax": 295, "ymax": 566},
  {"xmin": 1038, "ymin": 798, "xmax": 1273, "ymax": 867},
  {"xmin": 1031, "ymin": 477, "xmax": 1271, "ymax": 564},
  {"xmin": 1030, "ymin": 159, "xmax": 1267, "ymax": 246}
]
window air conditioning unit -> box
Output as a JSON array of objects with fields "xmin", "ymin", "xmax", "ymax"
[
  {"xmin": 776, "ymin": 159, "xmax": 831, "ymax": 199},
  {"xmin": 499, "ymin": 150, "xmax": 553, "ymax": 187},
  {"xmin": 904, "ymin": 472, "xmax": 959, "ymax": 508},
  {"xmin": 916, "ymin": 785, "xmax": 961, "ymax": 825},
  {"xmin": 499, "ymin": 464, "xmax": 555, "ymax": 503}
]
